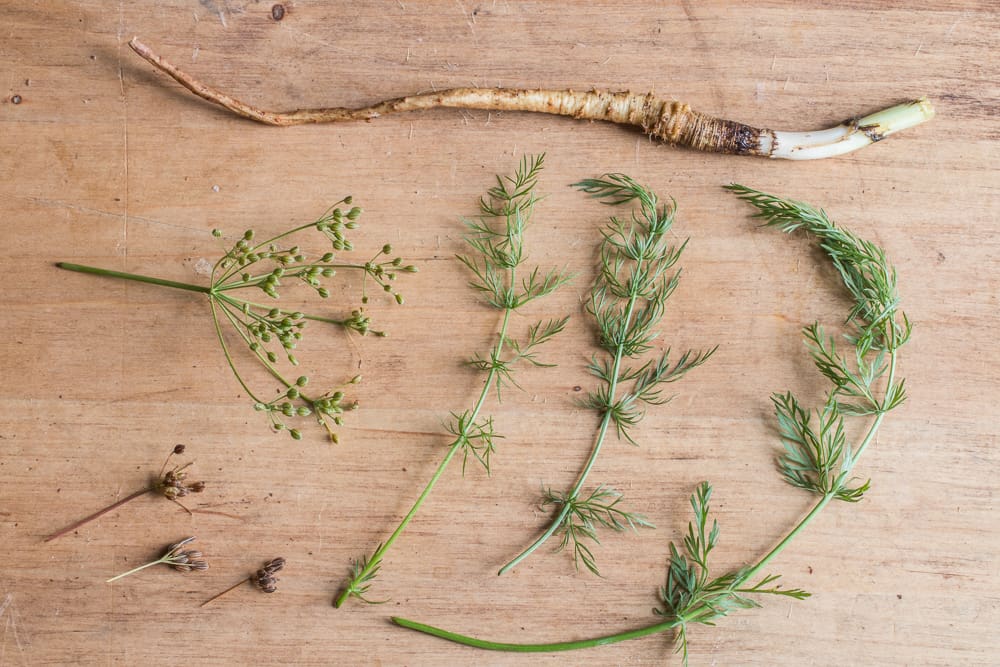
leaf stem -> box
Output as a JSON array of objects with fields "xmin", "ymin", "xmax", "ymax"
[
  {"xmin": 391, "ymin": 615, "xmax": 681, "ymax": 652},
  {"xmin": 56, "ymin": 262, "xmax": 212, "ymax": 294},
  {"xmin": 44, "ymin": 487, "xmax": 154, "ymax": 542},
  {"xmin": 106, "ymin": 557, "xmax": 166, "ymax": 583},
  {"xmin": 499, "ymin": 256, "xmax": 641, "ymax": 574},
  {"xmin": 334, "ymin": 303, "xmax": 515, "ymax": 608},
  {"xmin": 738, "ymin": 341, "xmax": 896, "ymax": 585}
]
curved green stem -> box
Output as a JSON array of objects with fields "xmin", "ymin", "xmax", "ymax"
[
  {"xmin": 399, "ymin": 331, "xmax": 901, "ymax": 652},
  {"xmin": 208, "ymin": 297, "xmax": 268, "ymax": 404},
  {"xmin": 56, "ymin": 262, "xmax": 211, "ymax": 294},
  {"xmin": 391, "ymin": 615, "xmax": 680, "ymax": 652},
  {"xmin": 499, "ymin": 279, "xmax": 639, "ymax": 574},
  {"xmin": 335, "ymin": 302, "xmax": 515, "ymax": 608},
  {"xmin": 738, "ymin": 342, "xmax": 897, "ymax": 585}
]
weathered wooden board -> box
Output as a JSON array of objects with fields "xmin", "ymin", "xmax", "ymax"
[{"xmin": 1, "ymin": 1, "xmax": 997, "ymax": 664}]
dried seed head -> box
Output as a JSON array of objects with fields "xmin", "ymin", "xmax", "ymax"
[
  {"xmin": 262, "ymin": 557, "xmax": 286, "ymax": 574},
  {"xmin": 173, "ymin": 444, "xmax": 186, "ymax": 455},
  {"xmin": 251, "ymin": 557, "xmax": 285, "ymax": 593},
  {"xmin": 163, "ymin": 538, "xmax": 208, "ymax": 573}
]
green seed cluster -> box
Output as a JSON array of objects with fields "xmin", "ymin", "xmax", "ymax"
[
  {"xmin": 252, "ymin": 374, "xmax": 361, "ymax": 442},
  {"xmin": 203, "ymin": 198, "xmax": 414, "ymax": 442}
]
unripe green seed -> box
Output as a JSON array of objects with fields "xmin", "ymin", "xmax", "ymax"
[
  {"xmin": 296, "ymin": 376, "xmax": 308, "ymax": 386},
  {"xmin": 290, "ymin": 429, "xmax": 302, "ymax": 440}
]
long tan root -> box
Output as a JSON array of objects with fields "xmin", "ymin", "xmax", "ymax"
[{"xmin": 128, "ymin": 38, "xmax": 931, "ymax": 160}]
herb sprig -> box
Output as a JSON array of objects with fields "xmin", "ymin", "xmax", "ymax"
[
  {"xmin": 392, "ymin": 185, "xmax": 909, "ymax": 664},
  {"xmin": 334, "ymin": 155, "xmax": 570, "ymax": 607},
  {"xmin": 56, "ymin": 199, "xmax": 414, "ymax": 442},
  {"xmin": 499, "ymin": 174, "xmax": 714, "ymax": 576}
]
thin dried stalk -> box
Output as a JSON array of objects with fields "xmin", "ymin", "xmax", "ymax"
[{"xmin": 128, "ymin": 38, "xmax": 932, "ymax": 160}]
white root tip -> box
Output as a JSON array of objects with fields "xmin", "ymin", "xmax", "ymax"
[{"xmin": 771, "ymin": 98, "xmax": 935, "ymax": 160}]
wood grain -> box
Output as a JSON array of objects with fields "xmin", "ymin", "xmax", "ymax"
[{"xmin": 1, "ymin": 1, "xmax": 997, "ymax": 665}]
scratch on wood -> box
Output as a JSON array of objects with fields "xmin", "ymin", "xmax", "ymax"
[
  {"xmin": 24, "ymin": 197, "xmax": 205, "ymax": 234},
  {"xmin": 0, "ymin": 593, "xmax": 27, "ymax": 657},
  {"xmin": 944, "ymin": 12, "xmax": 964, "ymax": 38}
]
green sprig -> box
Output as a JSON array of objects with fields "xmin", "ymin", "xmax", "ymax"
[
  {"xmin": 394, "ymin": 185, "xmax": 909, "ymax": 664},
  {"xmin": 334, "ymin": 154, "xmax": 569, "ymax": 607},
  {"xmin": 499, "ymin": 174, "xmax": 714, "ymax": 576}
]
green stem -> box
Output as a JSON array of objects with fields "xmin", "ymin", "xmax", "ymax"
[
  {"xmin": 56, "ymin": 262, "xmax": 211, "ymax": 294},
  {"xmin": 215, "ymin": 262, "xmax": 370, "ymax": 292},
  {"xmin": 215, "ymin": 293, "xmax": 351, "ymax": 328},
  {"xmin": 398, "ymin": 333, "xmax": 900, "ymax": 653},
  {"xmin": 213, "ymin": 297, "xmax": 297, "ymax": 392},
  {"xmin": 208, "ymin": 297, "xmax": 267, "ymax": 404},
  {"xmin": 738, "ymin": 344, "xmax": 896, "ymax": 585},
  {"xmin": 106, "ymin": 557, "xmax": 166, "ymax": 583},
  {"xmin": 334, "ymin": 303, "xmax": 515, "ymax": 608},
  {"xmin": 499, "ymin": 274, "xmax": 640, "ymax": 574},
  {"xmin": 391, "ymin": 616, "xmax": 680, "ymax": 652}
]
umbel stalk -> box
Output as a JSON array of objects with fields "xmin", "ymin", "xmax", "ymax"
[
  {"xmin": 56, "ymin": 263, "xmax": 212, "ymax": 293},
  {"xmin": 128, "ymin": 38, "xmax": 933, "ymax": 160}
]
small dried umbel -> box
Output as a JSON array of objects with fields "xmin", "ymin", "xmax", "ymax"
[
  {"xmin": 44, "ymin": 445, "xmax": 206, "ymax": 542},
  {"xmin": 56, "ymin": 202, "xmax": 414, "ymax": 442},
  {"xmin": 200, "ymin": 557, "xmax": 286, "ymax": 607},
  {"xmin": 107, "ymin": 536, "xmax": 209, "ymax": 583}
]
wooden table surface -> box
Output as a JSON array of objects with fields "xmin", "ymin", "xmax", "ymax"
[{"xmin": 2, "ymin": 1, "xmax": 997, "ymax": 665}]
